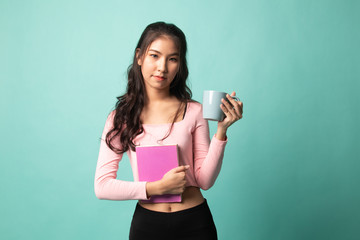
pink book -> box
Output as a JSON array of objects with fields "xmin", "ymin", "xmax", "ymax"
[{"xmin": 136, "ymin": 144, "xmax": 181, "ymax": 203}]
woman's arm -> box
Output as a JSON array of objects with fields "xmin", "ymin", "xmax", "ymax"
[
  {"xmin": 193, "ymin": 92, "xmax": 243, "ymax": 190},
  {"xmin": 94, "ymin": 112, "xmax": 148, "ymax": 200},
  {"xmin": 192, "ymin": 107, "xmax": 227, "ymax": 190}
]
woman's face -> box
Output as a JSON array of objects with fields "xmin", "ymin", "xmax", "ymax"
[{"xmin": 138, "ymin": 36, "xmax": 180, "ymax": 93}]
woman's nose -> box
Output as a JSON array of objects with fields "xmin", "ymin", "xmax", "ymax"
[{"xmin": 157, "ymin": 58, "xmax": 168, "ymax": 72}]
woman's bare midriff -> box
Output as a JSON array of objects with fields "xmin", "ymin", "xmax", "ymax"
[{"xmin": 139, "ymin": 186, "xmax": 204, "ymax": 213}]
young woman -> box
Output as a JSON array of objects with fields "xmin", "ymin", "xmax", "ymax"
[{"xmin": 94, "ymin": 22, "xmax": 243, "ymax": 240}]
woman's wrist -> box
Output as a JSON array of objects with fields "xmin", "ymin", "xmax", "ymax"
[
  {"xmin": 146, "ymin": 180, "xmax": 164, "ymax": 198},
  {"xmin": 215, "ymin": 127, "xmax": 227, "ymax": 141}
]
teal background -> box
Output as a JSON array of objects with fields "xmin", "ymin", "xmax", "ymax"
[{"xmin": 1, "ymin": 0, "xmax": 359, "ymax": 239}]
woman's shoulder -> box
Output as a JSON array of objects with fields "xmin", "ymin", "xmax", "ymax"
[
  {"xmin": 187, "ymin": 100, "xmax": 202, "ymax": 111},
  {"xmin": 105, "ymin": 110, "xmax": 116, "ymax": 122},
  {"xmin": 188, "ymin": 100, "xmax": 202, "ymax": 107},
  {"xmin": 101, "ymin": 110, "xmax": 115, "ymax": 129},
  {"xmin": 104, "ymin": 109, "xmax": 122, "ymax": 130},
  {"xmin": 186, "ymin": 100, "xmax": 204, "ymax": 119}
]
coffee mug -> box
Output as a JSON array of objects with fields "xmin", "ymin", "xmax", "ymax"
[{"xmin": 203, "ymin": 90, "xmax": 240, "ymax": 121}]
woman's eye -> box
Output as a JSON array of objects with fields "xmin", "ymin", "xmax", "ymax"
[
  {"xmin": 169, "ymin": 58, "xmax": 178, "ymax": 62},
  {"xmin": 150, "ymin": 54, "xmax": 158, "ymax": 58}
]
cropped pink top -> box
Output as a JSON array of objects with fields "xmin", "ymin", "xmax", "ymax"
[{"xmin": 94, "ymin": 101, "xmax": 227, "ymax": 200}]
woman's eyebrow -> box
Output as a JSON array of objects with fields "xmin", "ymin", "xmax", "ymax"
[{"xmin": 149, "ymin": 49, "xmax": 179, "ymax": 56}]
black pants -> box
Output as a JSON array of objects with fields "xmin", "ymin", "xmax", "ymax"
[{"xmin": 129, "ymin": 199, "xmax": 217, "ymax": 240}]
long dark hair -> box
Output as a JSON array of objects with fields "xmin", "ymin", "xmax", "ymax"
[{"xmin": 106, "ymin": 22, "xmax": 192, "ymax": 154}]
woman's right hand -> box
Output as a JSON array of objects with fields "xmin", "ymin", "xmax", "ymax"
[
  {"xmin": 146, "ymin": 165, "xmax": 189, "ymax": 197},
  {"xmin": 160, "ymin": 165, "xmax": 189, "ymax": 195}
]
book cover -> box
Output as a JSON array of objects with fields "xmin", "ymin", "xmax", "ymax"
[{"xmin": 136, "ymin": 144, "xmax": 181, "ymax": 203}]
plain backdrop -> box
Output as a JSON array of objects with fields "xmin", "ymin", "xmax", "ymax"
[{"xmin": 1, "ymin": 0, "xmax": 359, "ymax": 239}]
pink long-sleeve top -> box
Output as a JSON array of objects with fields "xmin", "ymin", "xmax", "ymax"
[{"xmin": 94, "ymin": 101, "xmax": 227, "ymax": 200}]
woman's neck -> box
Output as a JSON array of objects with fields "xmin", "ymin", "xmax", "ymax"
[
  {"xmin": 144, "ymin": 88, "xmax": 174, "ymax": 104},
  {"xmin": 141, "ymin": 88, "xmax": 183, "ymax": 124}
]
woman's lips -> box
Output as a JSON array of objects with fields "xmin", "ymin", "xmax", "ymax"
[{"xmin": 153, "ymin": 76, "xmax": 166, "ymax": 81}]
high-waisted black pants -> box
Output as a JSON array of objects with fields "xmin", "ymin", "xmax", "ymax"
[{"xmin": 129, "ymin": 199, "xmax": 217, "ymax": 240}]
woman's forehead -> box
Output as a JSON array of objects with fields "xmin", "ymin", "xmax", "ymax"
[{"xmin": 147, "ymin": 36, "xmax": 179, "ymax": 54}]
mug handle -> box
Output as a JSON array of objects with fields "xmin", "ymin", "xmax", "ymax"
[
  {"xmin": 231, "ymin": 96, "xmax": 240, "ymax": 101},
  {"xmin": 225, "ymin": 96, "xmax": 240, "ymax": 106}
]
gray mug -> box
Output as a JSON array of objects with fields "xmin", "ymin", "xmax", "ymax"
[{"xmin": 203, "ymin": 90, "xmax": 240, "ymax": 121}]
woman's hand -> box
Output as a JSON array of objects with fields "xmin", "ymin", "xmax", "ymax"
[
  {"xmin": 160, "ymin": 165, "xmax": 189, "ymax": 194},
  {"xmin": 216, "ymin": 91, "xmax": 243, "ymax": 140},
  {"xmin": 146, "ymin": 165, "xmax": 189, "ymax": 197}
]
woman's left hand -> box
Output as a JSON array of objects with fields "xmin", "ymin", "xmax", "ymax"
[{"xmin": 216, "ymin": 91, "xmax": 243, "ymax": 140}]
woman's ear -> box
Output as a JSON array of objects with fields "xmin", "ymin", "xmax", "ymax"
[{"xmin": 136, "ymin": 48, "xmax": 142, "ymax": 66}]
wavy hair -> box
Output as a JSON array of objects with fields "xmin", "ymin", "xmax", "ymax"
[{"xmin": 106, "ymin": 22, "xmax": 192, "ymax": 154}]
